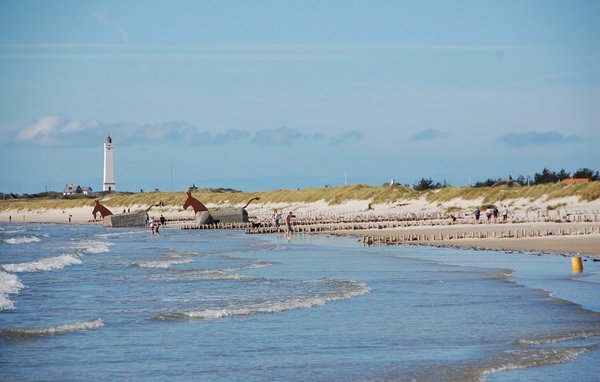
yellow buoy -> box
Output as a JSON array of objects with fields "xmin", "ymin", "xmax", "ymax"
[{"xmin": 571, "ymin": 257, "xmax": 583, "ymax": 273}]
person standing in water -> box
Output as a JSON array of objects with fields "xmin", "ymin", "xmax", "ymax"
[
  {"xmin": 285, "ymin": 211, "xmax": 294, "ymax": 238},
  {"xmin": 149, "ymin": 216, "xmax": 156, "ymax": 236}
]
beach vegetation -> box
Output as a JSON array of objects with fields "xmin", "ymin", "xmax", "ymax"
[
  {"xmin": 547, "ymin": 202, "xmax": 567, "ymax": 211},
  {"xmin": 573, "ymin": 168, "xmax": 600, "ymax": 181},
  {"xmin": 1, "ymin": 181, "xmax": 599, "ymax": 213},
  {"xmin": 412, "ymin": 178, "xmax": 445, "ymax": 191}
]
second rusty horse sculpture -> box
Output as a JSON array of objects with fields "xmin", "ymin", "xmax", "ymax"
[
  {"xmin": 183, "ymin": 190, "xmax": 260, "ymax": 224},
  {"xmin": 92, "ymin": 200, "xmax": 148, "ymax": 228},
  {"xmin": 92, "ymin": 200, "xmax": 113, "ymax": 219}
]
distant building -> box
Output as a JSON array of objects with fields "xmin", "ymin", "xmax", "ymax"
[
  {"xmin": 63, "ymin": 184, "xmax": 83, "ymax": 195},
  {"xmin": 562, "ymin": 178, "xmax": 591, "ymax": 184},
  {"xmin": 0, "ymin": 193, "xmax": 16, "ymax": 200},
  {"xmin": 63, "ymin": 184, "xmax": 94, "ymax": 197},
  {"xmin": 81, "ymin": 186, "xmax": 94, "ymax": 197}
]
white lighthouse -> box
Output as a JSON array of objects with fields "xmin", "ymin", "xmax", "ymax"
[{"xmin": 103, "ymin": 135, "xmax": 116, "ymax": 192}]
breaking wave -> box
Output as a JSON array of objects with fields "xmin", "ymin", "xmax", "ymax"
[
  {"xmin": 0, "ymin": 319, "xmax": 104, "ymax": 341},
  {"xmin": 152, "ymin": 280, "xmax": 370, "ymax": 321},
  {"xmin": 1, "ymin": 254, "xmax": 82, "ymax": 273},
  {"xmin": 70, "ymin": 240, "xmax": 112, "ymax": 254},
  {"xmin": 413, "ymin": 345, "xmax": 598, "ymax": 382},
  {"xmin": 516, "ymin": 329, "xmax": 600, "ymax": 345},
  {"xmin": 133, "ymin": 258, "xmax": 193, "ymax": 269},
  {"xmin": 0, "ymin": 270, "xmax": 24, "ymax": 311},
  {"xmin": 3, "ymin": 236, "xmax": 41, "ymax": 245},
  {"xmin": 175, "ymin": 269, "xmax": 260, "ymax": 281},
  {"xmin": 480, "ymin": 346, "xmax": 597, "ymax": 381}
]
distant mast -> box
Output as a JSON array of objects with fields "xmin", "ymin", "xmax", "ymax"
[{"xmin": 103, "ymin": 135, "xmax": 116, "ymax": 192}]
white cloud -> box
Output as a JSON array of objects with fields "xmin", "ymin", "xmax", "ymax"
[
  {"xmin": 11, "ymin": 115, "xmax": 365, "ymax": 148},
  {"xmin": 12, "ymin": 114, "xmax": 100, "ymax": 146},
  {"xmin": 13, "ymin": 114, "xmax": 63, "ymax": 145}
]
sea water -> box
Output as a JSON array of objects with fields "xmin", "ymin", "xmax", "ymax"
[{"xmin": 1, "ymin": 223, "xmax": 599, "ymax": 381}]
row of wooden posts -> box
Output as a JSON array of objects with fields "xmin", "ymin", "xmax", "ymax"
[
  {"xmin": 181, "ymin": 222, "xmax": 255, "ymax": 230},
  {"xmin": 177, "ymin": 209, "xmax": 600, "ymax": 230},
  {"xmin": 362, "ymin": 226, "xmax": 600, "ymax": 245},
  {"xmin": 180, "ymin": 218, "xmax": 600, "ymax": 234},
  {"xmin": 178, "ymin": 218, "xmax": 600, "ymax": 247}
]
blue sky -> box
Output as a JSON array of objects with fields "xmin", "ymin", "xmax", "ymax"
[{"xmin": 1, "ymin": 0, "xmax": 599, "ymax": 193}]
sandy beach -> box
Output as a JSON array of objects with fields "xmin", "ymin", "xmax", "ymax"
[
  {"xmin": 344, "ymin": 222, "xmax": 600, "ymax": 257},
  {"xmin": 2, "ymin": 196, "xmax": 599, "ymax": 257}
]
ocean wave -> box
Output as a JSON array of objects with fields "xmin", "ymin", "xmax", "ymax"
[
  {"xmin": 481, "ymin": 345, "xmax": 597, "ymax": 380},
  {"xmin": 219, "ymin": 261, "xmax": 273, "ymax": 273},
  {"xmin": 0, "ymin": 229, "xmax": 26, "ymax": 234},
  {"xmin": 94, "ymin": 230, "xmax": 144, "ymax": 239},
  {"xmin": 179, "ymin": 269, "xmax": 259, "ymax": 281},
  {"xmin": 239, "ymin": 261, "xmax": 272, "ymax": 270},
  {"xmin": 0, "ymin": 270, "xmax": 25, "ymax": 311},
  {"xmin": 3, "ymin": 236, "xmax": 41, "ymax": 245},
  {"xmin": 0, "ymin": 319, "xmax": 104, "ymax": 341},
  {"xmin": 133, "ymin": 258, "xmax": 193, "ymax": 269},
  {"xmin": 1, "ymin": 254, "xmax": 82, "ymax": 273},
  {"xmin": 516, "ymin": 330, "xmax": 600, "ymax": 345},
  {"xmin": 152, "ymin": 280, "xmax": 370, "ymax": 321},
  {"xmin": 70, "ymin": 240, "xmax": 112, "ymax": 254}
]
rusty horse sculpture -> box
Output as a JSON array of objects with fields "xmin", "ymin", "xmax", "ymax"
[
  {"xmin": 92, "ymin": 200, "xmax": 113, "ymax": 219},
  {"xmin": 182, "ymin": 190, "xmax": 209, "ymax": 213},
  {"xmin": 182, "ymin": 190, "xmax": 260, "ymax": 224}
]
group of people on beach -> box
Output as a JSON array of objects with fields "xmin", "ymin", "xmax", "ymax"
[
  {"xmin": 271, "ymin": 210, "xmax": 295, "ymax": 238},
  {"xmin": 473, "ymin": 205, "xmax": 509, "ymax": 223},
  {"xmin": 146, "ymin": 214, "xmax": 166, "ymax": 236}
]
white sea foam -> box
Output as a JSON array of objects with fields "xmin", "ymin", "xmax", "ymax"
[
  {"xmin": 71, "ymin": 240, "xmax": 112, "ymax": 254},
  {"xmin": 1, "ymin": 254, "xmax": 82, "ymax": 273},
  {"xmin": 480, "ymin": 346, "xmax": 596, "ymax": 381},
  {"xmin": 0, "ymin": 229, "xmax": 26, "ymax": 234},
  {"xmin": 184, "ymin": 269, "xmax": 258, "ymax": 281},
  {"xmin": 219, "ymin": 261, "xmax": 273, "ymax": 273},
  {"xmin": 133, "ymin": 258, "xmax": 193, "ymax": 269},
  {"xmin": 0, "ymin": 270, "xmax": 25, "ymax": 311},
  {"xmin": 94, "ymin": 230, "xmax": 143, "ymax": 238},
  {"xmin": 3, "ymin": 235, "xmax": 41, "ymax": 245},
  {"xmin": 0, "ymin": 319, "xmax": 104, "ymax": 340},
  {"xmin": 153, "ymin": 280, "xmax": 370, "ymax": 320},
  {"xmin": 516, "ymin": 330, "xmax": 600, "ymax": 345}
]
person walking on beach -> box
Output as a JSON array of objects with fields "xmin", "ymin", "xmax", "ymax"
[
  {"xmin": 160, "ymin": 214, "xmax": 166, "ymax": 227},
  {"xmin": 473, "ymin": 208, "xmax": 481, "ymax": 223},
  {"xmin": 492, "ymin": 207, "xmax": 499, "ymax": 222},
  {"xmin": 285, "ymin": 211, "xmax": 294, "ymax": 238},
  {"xmin": 502, "ymin": 205, "xmax": 509, "ymax": 222},
  {"xmin": 271, "ymin": 211, "xmax": 277, "ymax": 227},
  {"xmin": 485, "ymin": 208, "xmax": 492, "ymax": 223},
  {"xmin": 149, "ymin": 216, "xmax": 156, "ymax": 236},
  {"xmin": 275, "ymin": 210, "xmax": 282, "ymax": 227}
]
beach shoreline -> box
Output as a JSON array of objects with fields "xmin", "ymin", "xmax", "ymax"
[
  {"xmin": 2, "ymin": 199, "xmax": 600, "ymax": 258},
  {"xmin": 350, "ymin": 231, "xmax": 600, "ymax": 258},
  {"xmin": 338, "ymin": 222, "xmax": 600, "ymax": 257}
]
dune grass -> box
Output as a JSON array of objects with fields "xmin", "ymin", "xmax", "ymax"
[
  {"xmin": 1, "ymin": 182, "xmax": 598, "ymax": 213},
  {"xmin": 426, "ymin": 182, "xmax": 600, "ymax": 205}
]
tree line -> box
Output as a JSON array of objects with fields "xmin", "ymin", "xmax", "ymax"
[{"xmin": 410, "ymin": 167, "xmax": 599, "ymax": 191}]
